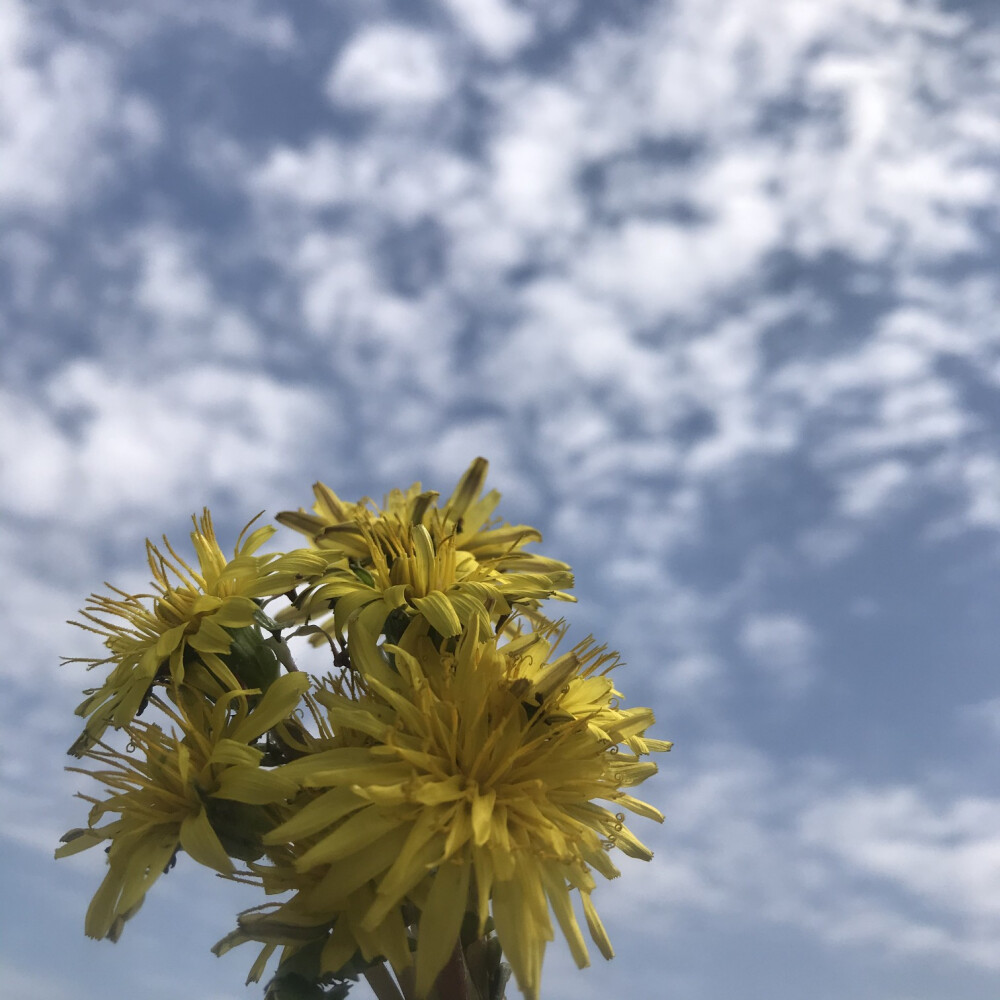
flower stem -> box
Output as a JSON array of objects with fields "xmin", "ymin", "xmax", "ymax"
[
  {"xmin": 433, "ymin": 939, "xmax": 473, "ymax": 1000},
  {"xmin": 365, "ymin": 962, "xmax": 405, "ymax": 1000}
]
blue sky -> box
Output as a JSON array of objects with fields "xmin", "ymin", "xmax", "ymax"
[{"xmin": 2, "ymin": 1, "xmax": 1000, "ymax": 998}]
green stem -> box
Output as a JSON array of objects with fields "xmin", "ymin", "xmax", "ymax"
[
  {"xmin": 266, "ymin": 635, "xmax": 299, "ymax": 672},
  {"xmin": 365, "ymin": 962, "xmax": 405, "ymax": 1000}
]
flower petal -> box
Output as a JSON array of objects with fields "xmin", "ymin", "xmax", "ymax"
[
  {"xmin": 179, "ymin": 806, "xmax": 234, "ymax": 873},
  {"xmin": 415, "ymin": 860, "xmax": 472, "ymax": 998}
]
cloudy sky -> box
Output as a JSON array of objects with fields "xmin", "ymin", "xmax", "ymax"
[{"xmin": 3, "ymin": 1, "xmax": 1000, "ymax": 998}]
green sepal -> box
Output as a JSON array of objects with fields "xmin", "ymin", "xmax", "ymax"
[
  {"xmin": 203, "ymin": 798, "xmax": 271, "ymax": 863},
  {"xmin": 254, "ymin": 607, "xmax": 285, "ymax": 632},
  {"xmin": 224, "ymin": 626, "xmax": 281, "ymax": 692},
  {"xmin": 264, "ymin": 972, "xmax": 351, "ymax": 1000},
  {"xmin": 264, "ymin": 937, "xmax": 366, "ymax": 1000},
  {"xmin": 349, "ymin": 561, "xmax": 375, "ymax": 588},
  {"xmin": 464, "ymin": 932, "xmax": 509, "ymax": 1000}
]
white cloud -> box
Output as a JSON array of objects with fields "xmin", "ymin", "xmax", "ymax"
[
  {"xmin": 7, "ymin": 1, "xmax": 1000, "ymax": 997},
  {"xmin": 739, "ymin": 613, "xmax": 818, "ymax": 695},
  {"xmin": 60, "ymin": 0, "xmax": 296, "ymax": 52},
  {"xmin": 790, "ymin": 18, "xmax": 993, "ymax": 261},
  {"xmin": 326, "ymin": 24, "xmax": 451, "ymax": 110},
  {"xmin": 933, "ymin": 453, "xmax": 1000, "ymax": 533},
  {"xmin": 0, "ymin": 361, "xmax": 327, "ymax": 523},
  {"xmin": 287, "ymin": 230, "xmax": 458, "ymax": 394},
  {"xmin": 135, "ymin": 228, "xmax": 215, "ymax": 323},
  {"xmin": 251, "ymin": 136, "xmax": 476, "ymax": 222},
  {"xmin": 487, "ymin": 82, "xmax": 587, "ymax": 233},
  {"xmin": 801, "ymin": 787, "xmax": 1000, "ymax": 927},
  {"xmin": 654, "ymin": 653, "xmax": 724, "ymax": 702},
  {"xmin": 81, "ymin": 224, "xmax": 266, "ymax": 362},
  {"xmin": 250, "ymin": 139, "xmax": 351, "ymax": 209},
  {"xmin": 636, "ymin": 750, "xmax": 1000, "ymax": 971},
  {"xmin": 502, "ymin": 279, "xmax": 656, "ymax": 389},
  {"xmin": 571, "ymin": 148, "xmax": 781, "ymax": 323},
  {"xmin": 238, "ymin": 0, "xmax": 1000, "ymax": 568},
  {"xmin": 837, "ymin": 459, "xmax": 911, "ymax": 518},
  {"xmin": 439, "ymin": 0, "xmax": 535, "ymax": 59},
  {"xmin": 0, "ymin": 0, "xmax": 160, "ymax": 212},
  {"xmin": 566, "ymin": 0, "xmax": 994, "ymax": 270}
]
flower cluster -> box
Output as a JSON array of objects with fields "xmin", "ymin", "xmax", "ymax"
[{"xmin": 58, "ymin": 460, "xmax": 670, "ymax": 1000}]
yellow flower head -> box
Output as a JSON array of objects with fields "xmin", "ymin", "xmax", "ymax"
[
  {"xmin": 65, "ymin": 510, "xmax": 326, "ymax": 754},
  {"xmin": 503, "ymin": 623, "xmax": 672, "ymax": 757},
  {"xmin": 230, "ymin": 619, "xmax": 669, "ymax": 1000},
  {"xmin": 275, "ymin": 458, "xmax": 575, "ymax": 646},
  {"xmin": 56, "ymin": 672, "xmax": 309, "ymax": 941},
  {"xmin": 59, "ymin": 462, "xmax": 672, "ymax": 1000}
]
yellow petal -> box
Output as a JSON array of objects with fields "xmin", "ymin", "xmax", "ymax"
[
  {"xmin": 213, "ymin": 767, "xmax": 299, "ymax": 805},
  {"xmin": 247, "ymin": 943, "xmax": 278, "ymax": 984},
  {"xmin": 228, "ymin": 671, "xmax": 310, "ymax": 744},
  {"xmin": 302, "ymin": 825, "xmax": 411, "ymax": 911},
  {"xmin": 491, "ymin": 874, "xmax": 538, "ymax": 1000},
  {"xmin": 410, "ymin": 592, "xmax": 462, "ymax": 637},
  {"xmin": 315, "ymin": 522, "xmax": 371, "ymax": 558},
  {"xmin": 208, "ymin": 596, "xmax": 259, "ymax": 627},
  {"xmin": 455, "ymin": 488, "xmax": 501, "ymax": 537},
  {"xmin": 295, "ymin": 807, "xmax": 400, "ymax": 871},
  {"xmin": 321, "ymin": 916, "xmax": 360, "ymax": 976},
  {"xmin": 362, "ymin": 810, "xmax": 444, "ymax": 930},
  {"xmin": 333, "ymin": 587, "xmax": 381, "ymax": 638},
  {"xmin": 189, "ymin": 619, "xmax": 234, "ymax": 654},
  {"xmin": 345, "ymin": 620, "xmax": 401, "ymax": 689},
  {"xmin": 415, "ymin": 860, "xmax": 472, "ymax": 999},
  {"xmin": 410, "ymin": 524, "xmax": 436, "ymax": 595},
  {"xmin": 610, "ymin": 822, "xmax": 654, "ymax": 861},
  {"xmin": 55, "ymin": 827, "xmax": 108, "ymax": 858},
  {"xmin": 443, "ymin": 802, "xmax": 472, "ymax": 860},
  {"xmin": 85, "ymin": 866, "xmax": 125, "ymax": 939},
  {"xmin": 209, "ymin": 738, "xmax": 264, "ymax": 768},
  {"xmin": 602, "ymin": 792, "xmax": 664, "ymax": 823},
  {"xmin": 412, "ymin": 775, "xmax": 467, "ymax": 806},
  {"xmin": 236, "ymin": 522, "xmax": 277, "ymax": 556},
  {"xmin": 580, "ymin": 891, "xmax": 614, "ymax": 960},
  {"xmin": 179, "ymin": 806, "xmax": 234, "ymax": 873},
  {"xmin": 155, "ymin": 624, "xmax": 185, "ymax": 657},
  {"xmin": 464, "ymin": 524, "xmax": 542, "ymax": 556},
  {"xmin": 643, "ymin": 738, "xmax": 674, "ymax": 752},
  {"xmin": 471, "ymin": 788, "xmax": 496, "ymax": 847},
  {"xmin": 276, "ymin": 509, "xmax": 328, "ymax": 537},
  {"xmin": 444, "ymin": 458, "xmax": 489, "ymax": 522},
  {"xmin": 312, "ymin": 481, "xmax": 351, "ymax": 522},
  {"xmin": 264, "ymin": 786, "xmax": 368, "ymax": 844},
  {"xmin": 117, "ymin": 835, "xmax": 176, "ymax": 913},
  {"xmin": 541, "ymin": 868, "xmax": 589, "ymax": 969},
  {"xmin": 191, "ymin": 594, "xmax": 224, "ymax": 615}
]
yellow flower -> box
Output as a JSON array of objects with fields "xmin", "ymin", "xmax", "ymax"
[
  {"xmin": 229, "ymin": 619, "xmax": 669, "ymax": 1000},
  {"xmin": 56, "ymin": 672, "xmax": 310, "ymax": 941},
  {"xmin": 275, "ymin": 458, "xmax": 575, "ymax": 645},
  {"xmin": 65, "ymin": 510, "xmax": 326, "ymax": 754},
  {"xmin": 503, "ymin": 624, "xmax": 674, "ymax": 757}
]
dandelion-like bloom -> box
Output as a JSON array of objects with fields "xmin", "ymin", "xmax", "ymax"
[
  {"xmin": 502, "ymin": 623, "xmax": 667, "ymax": 755},
  {"xmin": 275, "ymin": 458, "xmax": 575, "ymax": 645},
  {"xmin": 66, "ymin": 511, "xmax": 326, "ymax": 754},
  {"xmin": 228, "ymin": 618, "xmax": 670, "ymax": 1000},
  {"xmin": 56, "ymin": 672, "xmax": 310, "ymax": 941},
  {"xmin": 58, "ymin": 460, "xmax": 671, "ymax": 1000}
]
